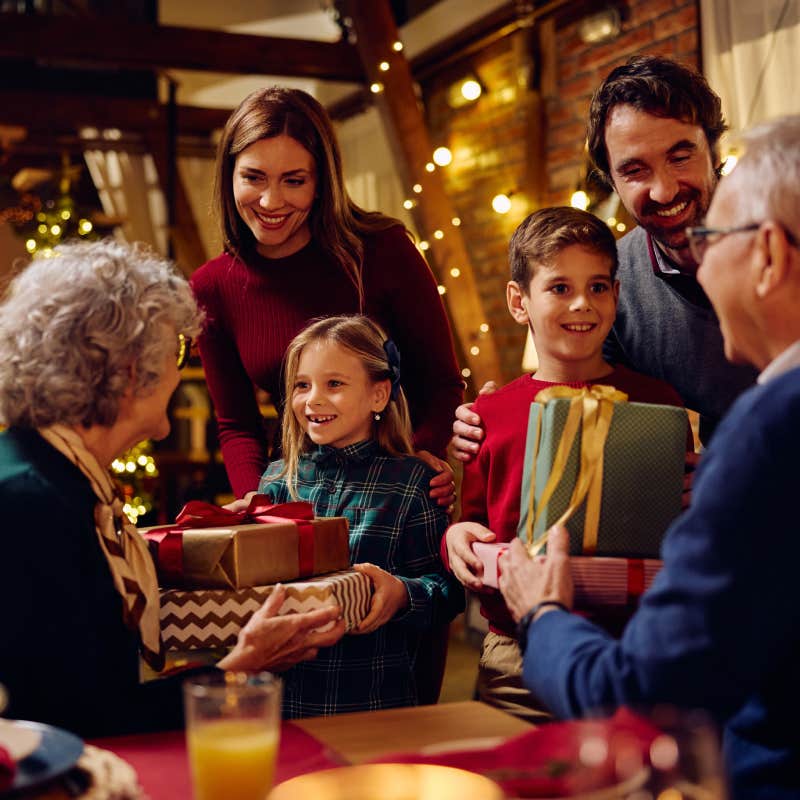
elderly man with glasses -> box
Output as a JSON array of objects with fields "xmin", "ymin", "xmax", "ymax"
[{"xmin": 499, "ymin": 115, "xmax": 800, "ymax": 800}]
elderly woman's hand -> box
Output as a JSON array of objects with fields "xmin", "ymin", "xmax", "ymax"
[
  {"xmin": 498, "ymin": 527, "xmax": 574, "ymax": 623},
  {"xmin": 218, "ymin": 584, "xmax": 345, "ymax": 672}
]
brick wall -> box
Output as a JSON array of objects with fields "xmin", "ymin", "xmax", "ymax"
[{"xmin": 422, "ymin": 0, "xmax": 700, "ymax": 389}]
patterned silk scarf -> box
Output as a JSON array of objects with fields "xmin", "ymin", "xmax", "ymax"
[{"xmin": 38, "ymin": 425, "xmax": 164, "ymax": 670}]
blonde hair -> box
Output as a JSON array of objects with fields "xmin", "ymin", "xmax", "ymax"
[
  {"xmin": 214, "ymin": 87, "xmax": 404, "ymax": 308},
  {"xmin": 280, "ymin": 315, "xmax": 413, "ymax": 498}
]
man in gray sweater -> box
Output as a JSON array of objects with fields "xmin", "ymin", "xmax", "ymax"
[
  {"xmin": 453, "ymin": 55, "xmax": 756, "ymax": 455},
  {"xmin": 589, "ymin": 55, "xmax": 756, "ymax": 444}
]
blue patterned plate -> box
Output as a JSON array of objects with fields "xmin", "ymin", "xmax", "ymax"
[{"xmin": 2, "ymin": 720, "xmax": 83, "ymax": 795}]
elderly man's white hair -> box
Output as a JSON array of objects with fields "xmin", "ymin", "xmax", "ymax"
[{"xmin": 732, "ymin": 115, "xmax": 800, "ymax": 240}]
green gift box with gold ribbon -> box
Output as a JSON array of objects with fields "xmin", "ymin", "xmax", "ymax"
[{"xmin": 517, "ymin": 386, "xmax": 688, "ymax": 558}]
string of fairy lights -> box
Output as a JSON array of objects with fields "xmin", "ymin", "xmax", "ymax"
[{"xmin": 366, "ymin": 39, "xmax": 497, "ymax": 381}]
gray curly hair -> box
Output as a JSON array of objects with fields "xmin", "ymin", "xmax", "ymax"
[{"xmin": 0, "ymin": 239, "xmax": 203, "ymax": 428}]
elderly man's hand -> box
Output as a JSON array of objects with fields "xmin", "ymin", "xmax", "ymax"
[
  {"xmin": 219, "ymin": 584, "xmax": 345, "ymax": 672},
  {"xmin": 498, "ymin": 526, "xmax": 574, "ymax": 623}
]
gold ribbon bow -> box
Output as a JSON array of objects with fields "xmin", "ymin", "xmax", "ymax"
[{"xmin": 525, "ymin": 385, "xmax": 628, "ymax": 557}]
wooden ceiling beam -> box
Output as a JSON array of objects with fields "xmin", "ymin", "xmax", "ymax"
[
  {"xmin": 340, "ymin": 0, "xmax": 502, "ymax": 390},
  {"xmin": 0, "ymin": 90, "xmax": 230, "ymax": 137},
  {"xmin": 0, "ymin": 12, "xmax": 364, "ymax": 82}
]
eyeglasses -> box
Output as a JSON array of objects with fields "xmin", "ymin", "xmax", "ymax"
[
  {"xmin": 685, "ymin": 223, "xmax": 760, "ymax": 264},
  {"xmin": 177, "ymin": 333, "xmax": 192, "ymax": 370},
  {"xmin": 686, "ymin": 222, "xmax": 799, "ymax": 264}
]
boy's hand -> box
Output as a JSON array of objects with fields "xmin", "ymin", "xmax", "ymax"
[
  {"xmin": 446, "ymin": 522, "xmax": 496, "ymax": 590},
  {"xmin": 416, "ymin": 449, "xmax": 456, "ymax": 510},
  {"xmin": 451, "ymin": 381, "xmax": 498, "ymax": 463},
  {"xmin": 351, "ymin": 563, "xmax": 409, "ymax": 635}
]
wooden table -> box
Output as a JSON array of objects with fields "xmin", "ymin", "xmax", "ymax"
[
  {"xmin": 93, "ymin": 701, "xmax": 529, "ymax": 800},
  {"xmin": 295, "ymin": 700, "xmax": 530, "ymax": 763}
]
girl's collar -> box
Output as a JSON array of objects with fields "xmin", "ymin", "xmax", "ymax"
[{"xmin": 306, "ymin": 439, "xmax": 380, "ymax": 465}]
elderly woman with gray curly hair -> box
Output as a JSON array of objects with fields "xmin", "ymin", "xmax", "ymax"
[{"xmin": 0, "ymin": 239, "xmax": 345, "ymax": 737}]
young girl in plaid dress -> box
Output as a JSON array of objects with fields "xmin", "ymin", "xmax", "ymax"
[{"xmin": 258, "ymin": 315, "xmax": 463, "ymax": 717}]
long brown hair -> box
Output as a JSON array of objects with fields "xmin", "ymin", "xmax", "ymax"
[
  {"xmin": 279, "ymin": 315, "xmax": 413, "ymax": 499},
  {"xmin": 214, "ymin": 87, "xmax": 403, "ymax": 307}
]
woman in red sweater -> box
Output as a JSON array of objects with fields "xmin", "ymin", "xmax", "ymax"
[{"xmin": 191, "ymin": 87, "xmax": 463, "ymax": 502}]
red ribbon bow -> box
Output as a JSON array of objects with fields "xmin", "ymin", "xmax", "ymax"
[{"xmin": 143, "ymin": 496, "xmax": 317, "ymax": 585}]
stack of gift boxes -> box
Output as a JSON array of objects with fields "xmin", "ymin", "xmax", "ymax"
[
  {"xmin": 474, "ymin": 387, "xmax": 689, "ymax": 609},
  {"xmin": 141, "ymin": 499, "xmax": 371, "ymax": 652}
]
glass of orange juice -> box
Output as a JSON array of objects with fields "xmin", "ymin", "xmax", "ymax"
[{"xmin": 184, "ymin": 672, "xmax": 282, "ymax": 800}]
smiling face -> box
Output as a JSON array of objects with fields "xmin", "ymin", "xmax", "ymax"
[
  {"xmin": 233, "ymin": 134, "xmax": 317, "ymax": 259},
  {"xmin": 291, "ymin": 340, "xmax": 388, "ymax": 450},
  {"xmin": 605, "ymin": 105, "xmax": 718, "ymax": 271},
  {"xmin": 510, "ymin": 244, "xmax": 618, "ymax": 382}
]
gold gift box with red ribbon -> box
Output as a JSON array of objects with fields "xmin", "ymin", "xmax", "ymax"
[{"xmin": 140, "ymin": 498, "xmax": 350, "ymax": 590}]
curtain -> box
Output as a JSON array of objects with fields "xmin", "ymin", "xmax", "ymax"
[{"xmin": 700, "ymin": 0, "xmax": 800, "ymax": 134}]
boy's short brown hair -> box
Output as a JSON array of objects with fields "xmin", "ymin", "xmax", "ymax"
[{"xmin": 509, "ymin": 206, "xmax": 618, "ymax": 290}]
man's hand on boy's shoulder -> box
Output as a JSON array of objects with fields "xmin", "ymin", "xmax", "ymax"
[
  {"xmin": 451, "ymin": 380, "xmax": 498, "ymax": 463},
  {"xmin": 445, "ymin": 521, "xmax": 496, "ymax": 590}
]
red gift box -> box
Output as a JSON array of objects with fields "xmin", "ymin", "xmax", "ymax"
[{"xmin": 472, "ymin": 542, "xmax": 661, "ymax": 607}]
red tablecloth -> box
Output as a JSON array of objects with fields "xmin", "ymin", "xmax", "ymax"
[{"xmin": 91, "ymin": 721, "xmax": 343, "ymax": 799}]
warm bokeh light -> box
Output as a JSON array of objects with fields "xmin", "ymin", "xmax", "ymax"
[
  {"xmin": 461, "ymin": 79, "xmax": 482, "ymax": 101},
  {"xmin": 450, "ymin": 267, "xmax": 461, "ymax": 278},
  {"xmin": 570, "ymin": 190, "xmax": 590, "ymax": 210},
  {"xmin": 492, "ymin": 194, "xmax": 512, "ymax": 214},
  {"xmin": 370, "ymin": 82, "xmax": 384, "ymax": 94},
  {"xmin": 432, "ymin": 147, "xmax": 453, "ymax": 167}
]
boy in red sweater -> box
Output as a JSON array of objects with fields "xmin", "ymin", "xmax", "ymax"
[{"xmin": 443, "ymin": 207, "xmax": 685, "ymax": 721}]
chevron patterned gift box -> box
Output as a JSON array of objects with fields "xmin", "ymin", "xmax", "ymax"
[{"xmin": 159, "ymin": 569, "xmax": 373, "ymax": 651}]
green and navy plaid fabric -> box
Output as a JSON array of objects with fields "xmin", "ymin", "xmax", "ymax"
[{"xmin": 259, "ymin": 440, "xmax": 462, "ymax": 718}]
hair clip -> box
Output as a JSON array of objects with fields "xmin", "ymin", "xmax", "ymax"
[{"xmin": 383, "ymin": 339, "xmax": 402, "ymax": 400}]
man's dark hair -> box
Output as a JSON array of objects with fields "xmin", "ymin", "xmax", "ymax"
[{"xmin": 587, "ymin": 55, "xmax": 727, "ymax": 184}]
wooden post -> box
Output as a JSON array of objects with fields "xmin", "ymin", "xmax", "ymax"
[{"xmin": 339, "ymin": 0, "xmax": 502, "ymax": 389}]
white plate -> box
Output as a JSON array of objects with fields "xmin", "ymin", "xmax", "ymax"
[{"xmin": 0, "ymin": 718, "xmax": 42, "ymax": 761}]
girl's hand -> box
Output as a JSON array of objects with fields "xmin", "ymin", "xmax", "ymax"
[
  {"xmin": 416, "ymin": 449, "xmax": 456, "ymax": 510},
  {"xmin": 351, "ymin": 563, "xmax": 409, "ymax": 635},
  {"xmin": 223, "ymin": 490, "xmax": 257, "ymax": 513}
]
